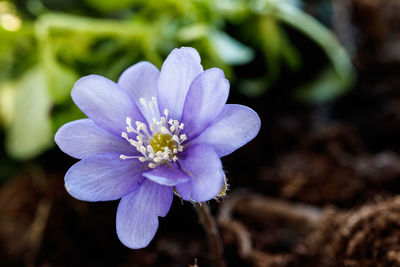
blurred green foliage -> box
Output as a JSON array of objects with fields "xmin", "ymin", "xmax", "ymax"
[{"xmin": 0, "ymin": 0, "xmax": 354, "ymax": 160}]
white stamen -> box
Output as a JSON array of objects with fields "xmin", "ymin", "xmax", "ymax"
[
  {"xmin": 120, "ymin": 155, "xmax": 140, "ymax": 160},
  {"xmin": 180, "ymin": 134, "xmax": 187, "ymax": 141},
  {"xmin": 120, "ymin": 97, "xmax": 188, "ymax": 168},
  {"xmin": 147, "ymin": 145, "xmax": 154, "ymax": 154},
  {"xmin": 148, "ymin": 163, "xmax": 156, "ymax": 168},
  {"xmin": 172, "ymin": 135, "xmax": 180, "ymax": 143},
  {"xmin": 126, "ymin": 117, "xmax": 132, "ymax": 126},
  {"xmin": 139, "ymin": 98, "xmax": 147, "ymax": 108},
  {"xmin": 160, "ymin": 127, "xmax": 169, "ymax": 135}
]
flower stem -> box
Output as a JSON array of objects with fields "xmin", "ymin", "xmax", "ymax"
[{"xmin": 195, "ymin": 203, "xmax": 226, "ymax": 267}]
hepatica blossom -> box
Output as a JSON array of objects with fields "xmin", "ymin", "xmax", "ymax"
[{"xmin": 55, "ymin": 47, "xmax": 260, "ymax": 249}]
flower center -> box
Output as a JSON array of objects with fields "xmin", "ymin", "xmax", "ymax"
[
  {"xmin": 149, "ymin": 133, "xmax": 175, "ymax": 154},
  {"xmin": 120, "ymin": 97, "xmax": 187, "ymax": 168}
]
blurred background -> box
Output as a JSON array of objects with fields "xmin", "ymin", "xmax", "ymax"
[{"xmin": 1, "ymin": 0, "xmax": 400, "ymax": 266}]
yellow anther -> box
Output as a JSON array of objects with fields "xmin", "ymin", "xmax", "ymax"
[{"xmin": 149, "ymin": 133, "xmax": 175, "ymax": 156}]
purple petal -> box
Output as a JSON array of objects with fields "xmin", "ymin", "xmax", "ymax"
[
  {"xmin": 158, "ymin": 47, "xmax": 204, "ymax": 121},
  {"xmin": 116, "ymin": 179, "xmax": 173, "ymax": 249},
  {"xmin": 71, "ymin": 75, "xmax": 145, "ymax": 136},
  {"xmin": 175, "ymin": 144, "xmax": 224, "ymax": 202},
  {"xmin": 181, "ymin": 68, "xmax": 229, "ymax": 140},
  {"xmin": 55, "ymin": 119, "xmax": 137, "ymax": 159},
  {"xmin": 118, "ymin": 62, "xmax": 161, "ymax": 124},
  {"xmin": 143, "ymin": 163, "xmax": 190, "ymax": 186},
  {"xmin": 174, "ymin": 181, "xmax": 191, "ymax": 200},
  {"xmin": 65, "ymin": 154, "xmax": 144, "ymax": 201},
  {"xmin": 189, "ymin": 104, "xmax": 261, "ymax": 157}
]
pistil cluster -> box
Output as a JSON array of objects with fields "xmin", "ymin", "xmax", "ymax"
[{"xmin": 120, "ymin": 97, "xmax": 187, "ymax": 168}]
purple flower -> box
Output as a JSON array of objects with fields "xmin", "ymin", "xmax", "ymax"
[{"xmin": 55, "ymin": 47, "xmax": 260, "ymax": 249}]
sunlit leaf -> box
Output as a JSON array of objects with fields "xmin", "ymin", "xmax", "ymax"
[
  {"xmin": 42, "ymin": 48, "xmax": 79, "ymax": 103},
  {"xmin": 6, "ymin": 66, "xmax": 53, "ymax": 160},
  {"xmin": 209, "ymin": 29, "xmax": 254, "ymax": 65},
  {"xmin": 177, "ymin": 24, "xmax": 208, "ymax": 42},
  {"xmin": 214, "ymin": 0, "xmax": 250, "ymax": 22},
  {"xmin": 0, "ymin": 82, "xmax": 15, "ymax": 127},
  {"xmin": 84, "ymin": 0, "xmax": 141, "ymax": 11}
]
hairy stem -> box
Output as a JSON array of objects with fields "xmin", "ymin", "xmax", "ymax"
[{"xmin": 196, "ymin": 203, "xmax": 226, "ymax": 267}]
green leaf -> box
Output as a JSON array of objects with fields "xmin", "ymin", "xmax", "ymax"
[
  {"xmin": 177, "ymin": 24, "xmax": 208, "ymax": 42},
  {"xmin": 84, "ymin": 0, "xmax": 141, "ymax": 11},
  {"xmin": 257, "ymin": 17, "xmax": 284, "ymax": 84},
  {"xmin": 209, "ymin": 29, "xmax": 254, "ymax": 65},
  {"xmin": 51, "ymin": 98, "xmax": 85, "ymax": 134},
  {"xmin": 35, "ymin": 13, "xmax": 147, "ymax": 37},
  {"xmin": 0, "ymin": 82, "xmax": 16, "ymax": 128},
  {"xmin": 237, "ymin": 78, "xmax": 267, "ymax": 97},
  {"xmin": 214, "ymin": 0, "xmax": 250, "ymax": 21},
  {"xmin": 294, "ymin": 66, "xmax": 352, "ymax": 103},
  {"xmin": 272, "ymin": 2, "xmax": 355, "ymax": 101},
  {"xmin": 256, "ymin": 15, "xmax": 300, "ymax": 87},
  {"xmin": 42, "ymin": 48, "xmax": 79, "ymax": 103},
  {"xmin": 5, "ymin": 66, "xmax": 53, "ymax": 160}
]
